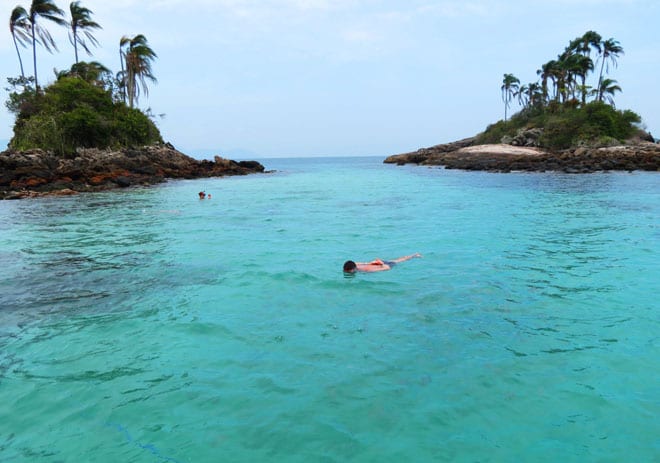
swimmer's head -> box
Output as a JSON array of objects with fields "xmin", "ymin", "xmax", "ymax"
[{"xmin": 343, "ymin": 260, "xmax": 357, "ymax": 273}]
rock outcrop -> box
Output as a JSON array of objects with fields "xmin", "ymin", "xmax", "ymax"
[
  {"xmin": 0, "ymin": 143, "xmax": 266, "ymax": 199},
  {"xmin": 384, "ymin": 139, "xmax": 660, "ymax": 173}
]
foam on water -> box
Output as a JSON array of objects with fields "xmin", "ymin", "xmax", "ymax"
[{"xmin": 0, "ymin": 157, "xmax": 658, "ymax": 462}]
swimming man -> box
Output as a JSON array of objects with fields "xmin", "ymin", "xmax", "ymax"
[{"xmin": 343, "ymin": 253, "xmax": 422, "ymax": 273}]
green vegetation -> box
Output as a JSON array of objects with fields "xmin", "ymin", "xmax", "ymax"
[
  {"xmin": 481, "ymin": 31, "xmax": 645, "ymax": 150},
  {"xmin": 477, "ymin": 102, "xmax": 640, "ymax": 150},
  {"xmin": 5, "ymin": 1, "xmax": 161, "ymax": 154},
  {"xmin": 8, "ymin": 72, "xmax": 162, "ymax": 154}
]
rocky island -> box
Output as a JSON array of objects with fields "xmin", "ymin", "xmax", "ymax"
[
  {"xmin": 1, "ymin": 38, "xmax": 266, "ymax": 200},
  {"xmin": 386, "ymin": 30, "xmax": 659, "ymax": 174},
  {"xmin": 2, "ymin": 11, "xmax": 268, "ymax": 200},
  {"xmin": 384, "ymin": 136, "xmax": 660, "ymax": 173},
  {"xmin": 0, "ymin": 143, "xmax": 265, "ymax": 200}
]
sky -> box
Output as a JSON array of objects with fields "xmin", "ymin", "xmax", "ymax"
[{"xmin": 1, "ymin": 0, "xmax": 659, "ymax": 158}]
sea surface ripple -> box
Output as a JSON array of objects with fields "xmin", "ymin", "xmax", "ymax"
[{"xmin": 0, "ymin": 157, "xmax": 658, "ymax": 462}]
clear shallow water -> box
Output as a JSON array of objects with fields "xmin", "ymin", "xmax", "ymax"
[{"xmin": 0, "ymin": 157, "xmax": 658, "ymax": 462}]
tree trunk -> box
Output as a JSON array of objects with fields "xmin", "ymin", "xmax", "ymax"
[
  {"xmin": 31, "ymin": 22, "xmax": 38, "ymax": 89},
  {"xmin": 74, "ymin": 31, "xmax": 79, "ymax": 64},
  {"xmin": 597, "ymin": 55, "xmax": 606, "ymax": 102},
  {"xmin": 13, "ymin": 34, "xmax": 26, "ymax": 79}
]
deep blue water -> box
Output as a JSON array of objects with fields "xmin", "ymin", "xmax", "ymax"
[{"xmin": 0, "ymin": 156, "xmax": 658, "ymax": 462}]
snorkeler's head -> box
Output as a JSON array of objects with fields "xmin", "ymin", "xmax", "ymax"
[{"xmin": 343, "ymin": 260, "xmax": 357, "ymax": 273}]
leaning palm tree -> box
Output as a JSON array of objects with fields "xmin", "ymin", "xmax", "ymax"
[
  {"xmin": 28, "ymin": 0, "xmax": 67, "ymax": 89},
  {"xmin": 9, "ymin": 6, "xmax": 31, "ymax": 79},
  {"xmin": 501, "ymin": 73, "xmax": 520, "ymax": 121},
  {"xmin": 69, "ymin": 1, "xmax": 101, "ymax": 64},
  {"xmin": 595, "ymin": 78, "xmax": 622, "ymax": 107},
  {"xmin": 120, "ymin": 34, "xmax": 158, "ymax": 108},
  {"xmin": 597, "ymin": 38, "xmax": 624, "ymax": 102}
]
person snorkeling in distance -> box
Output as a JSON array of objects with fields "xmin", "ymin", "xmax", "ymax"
[
  {"xmin": 198, "ymin": 191, "xmax": 206, "ymax": 199},
  {"xmin": 343, "ymin": 253, "xmax": 422, "ymax": 273}
]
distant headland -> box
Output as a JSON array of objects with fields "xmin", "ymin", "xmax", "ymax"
[{"xmin": 387, "ymin": 31, "xmax": 659, "ymax": 173}]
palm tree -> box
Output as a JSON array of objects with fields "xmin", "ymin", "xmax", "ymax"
[
  {"xmin": 597, "ymin": 38, "xmax": 624, "ymax": 102},
  {"xmin": 555, "ymin": 52, "xmax": 574, "ymax": 102},
  {"xmin": 560, "ymin": 52, "xmax": 593, "ymax": 104},
  {"xmin": 28, "ymin": 0, "xmax": 67, "ymax": 90},
  {"xmin": 575, "ymin": 54, "xmax": 594, "ymax": 104},
  {"xmin": 537, "ymin": 60, "xmax": 560, "ymax": 104},
  {"xmin": 57, "ymin": 60, "xmax": 112, "ymax": 86},
  {"xmin": 501, "ymin": 73, "xmax": 520, "ymax": 121},
  {"xmin": 526, "ymin": 82, "xmax": 543, "ymax": 108},
  {"xmin": 516, "ymin": 84, "xmax": 529, "ymax": 108},
  {"xmin": 9, "ymin": 6, "xmax": 30, "ymax": 79},
  {"xmin": 570, "ymin": 30, "xmax": 602, "ymax": 59},
  {"xmin": 117, "ymin": 38, "xmax": 127, "ymax": 103},
  {"xmin": 120, "ymin": 34, "xmax": 158, "ymax": 108},
  {"xmin": 115, "ymin": 69, "xmax": 127, "ymax": 103},
  {"xmin": 515, "ymin": 83, "xmax": 541, "ymax": 109},
  {"xmin": 69, "ymin": 1, "xmax": 101, "ymax": 64},
  {"xmin": 595, "ymin": 78, "xmax": 622, "ymax": 107}
]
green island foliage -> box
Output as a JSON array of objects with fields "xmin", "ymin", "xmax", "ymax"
[
  {"xmin": 7, "ymin": 71, "xmax": 162, "ymax": 154},
  {"xmin": 6, "ymin": 1, "xmax": 161, "ymax": 154},
  {"xmin": 476, "ymin": 102, "xmax": 642, "ymax": 150},
  {"xmin": 480, "ymin": 31, "xmax": 647, "ymax": 150}
]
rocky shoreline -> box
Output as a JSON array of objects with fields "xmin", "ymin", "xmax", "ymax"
[
  {"xmin": 384, "ymin": 138, "xmax": 660, "ymax": 173},
  {"xmin": 0, "ymin": 143, "xmax": 266, "ymax": 200}
]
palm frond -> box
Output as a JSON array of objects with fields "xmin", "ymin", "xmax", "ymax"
[{"xmin": 10, "ymin": 6, "xmax": 31, "ymax": 46}]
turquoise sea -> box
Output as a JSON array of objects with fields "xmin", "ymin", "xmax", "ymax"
[{"xmin": 0, "ymin": 156, "xmax": 658, "ymax": 462}]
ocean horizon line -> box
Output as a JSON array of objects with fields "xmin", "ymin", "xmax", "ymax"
[{"xmin": 184, "ymin": 150, "xmax": 388, "ymax": 161}]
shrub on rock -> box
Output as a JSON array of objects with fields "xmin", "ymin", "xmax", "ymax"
[{"xmin": 9, "ymin": 76, "xmax": 162, "ymax": 155}]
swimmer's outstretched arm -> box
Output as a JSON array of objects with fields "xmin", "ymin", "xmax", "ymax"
[{"xmin": 390, "ymin": 253, "xmax": 422, "ymax": 263}]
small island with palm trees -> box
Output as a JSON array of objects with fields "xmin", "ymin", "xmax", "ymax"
[
  {"xmin": 1, "ymin": 1, "xmax": 264, "ymax": 200},
  {"xmin": 386, "ymin": 31, "xmax": 659, "ymax": 173}
]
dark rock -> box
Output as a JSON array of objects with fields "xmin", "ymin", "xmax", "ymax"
[
  {"xmin": 238, "ymin": 160, "xmax": 265, "ymax": 171},
  {"xmin": 509, "ymin": 128, "xmax": 543, "ymax": 147},
  {"xmin": 131, "ymin": 165, "xmax": 158, "ymax": 175},
  {"xmin": 114, "ymin": 176, "xmax": 132, "ymax": 187},
  {"xmin": 0, "ymin": 144, "xmax": 267, "ymax": 200}
]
